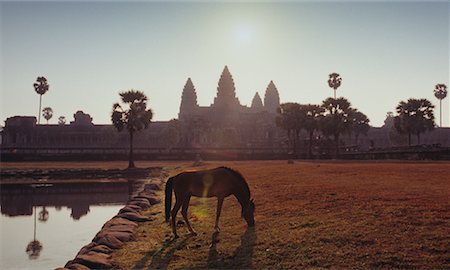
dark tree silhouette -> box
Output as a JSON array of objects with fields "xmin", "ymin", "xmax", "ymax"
[
  {"xmin": 111, "ymin": 90, "xmax": 153, "ymax": 168},
  {"xmin": 38, "ymin": 207, "xmax": 49, "ymax": 222},
  {"xmin": 394, "ymin": 98, "xmax": 435, "ymax": 146},
  {"xmin": 434, "ymin": 83, "xmax": 447, "ymax": 127},
  {"xmin": 299, "ymin": 104, "xmax": 324, "ymax": 158},
  {"xmin": 348, "ymin": 109, "xmax": 370, "ymax": 145},
  {"xmin": 320, "ymin": 97, "xmax": 352, "ymax": 157},
  {"xmin": 328, "ymin": 73, "xmax": 342, "ymax": 99},
  {"xmin": 33, "ymin": 77, "xmax": 49, "ymax": 124},
  {"xmin": 42, "ymin": 107, "xmax": 53, "ymax": 124},
  {"xmin": 58, "ymin": 116, "xmax": 66, "ymax": 125},
  {"xmin": 276, "ymin": 103, "xmax": 302, "ymax": 157}
]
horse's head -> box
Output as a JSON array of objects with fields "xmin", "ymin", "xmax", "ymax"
[{"xmin": 242, "ymin": 199, "xmax": 255, "ymax": 227}]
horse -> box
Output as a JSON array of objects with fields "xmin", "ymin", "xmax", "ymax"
[{"xmin": 165, "ymin": 166, "xmax": 255, "ymax": 238}]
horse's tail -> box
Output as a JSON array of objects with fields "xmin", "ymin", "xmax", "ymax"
[{"xmin": 165, "ymin": 176, "xmax": 174, "ymax": 223}]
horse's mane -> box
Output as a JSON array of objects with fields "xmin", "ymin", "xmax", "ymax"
[{"xmin": 219, "ymin": 166, "xmax": 251, "ymax": 199}]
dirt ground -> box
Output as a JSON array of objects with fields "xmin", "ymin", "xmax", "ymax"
[{"xmin": 103, "ymin": 160, "xmax": 449, "ymax": 269}]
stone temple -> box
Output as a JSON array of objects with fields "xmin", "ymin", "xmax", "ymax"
[
  {"xmin": 0, "ymin": 66, "xmax": 284, "ymax": 157},
  {"xmin": 1, "ymin": 65, "xmax": 449, "ymax": 160},
  {"xmin": 180, "ymin": 66, "xmax": 280, "ymax": 121},
  {"xmin": 177, "ymin": 65, "xmax": 281, "ymax": 147}
]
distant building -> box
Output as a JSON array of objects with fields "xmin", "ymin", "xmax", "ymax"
[
  {"xmin": 1, "ymin": 66, "xmax": 449, "ymax": 160},
  {"xmin": 177, "ymin": 66, "xmax": 281, "ymax": 147},
  {"xmin": 0, "ymin": 66, "xmax": 281, "ymax": 151},
  {"xmin": 0, "ymin": 112, "xmax": 167, "ymax": 150}
]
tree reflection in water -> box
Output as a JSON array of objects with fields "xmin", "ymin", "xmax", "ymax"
[
  {"xmin": 26, "ymin": 206, "xmax": 43, "ymax": 259},
  {"xmin": 1, "ymin": 182, "xmax": 132, "ymax": 261},
  {"xmin": 38, "ymin": 206, "xmax": 49, "ymax": 222}
]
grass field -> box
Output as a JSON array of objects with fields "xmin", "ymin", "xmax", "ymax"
[{"xmin": 105, "ymin": 160, "xmax": 450, "ymax": 269}]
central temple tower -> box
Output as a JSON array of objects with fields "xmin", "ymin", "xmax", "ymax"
[{"xmin": 212, "ymin": 66, "xmax": 241, "ymax": 111}]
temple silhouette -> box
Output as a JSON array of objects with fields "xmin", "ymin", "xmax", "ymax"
[
  {"xmin": 1, "ymin": 66, "xmax": 449, "ymax": 160},
  {"xmin": 179, "ymin": 66, "xmax": 280, "ymax": 121},
  {"xmin": 177, "ymin": 65, "xmax": 280, "ymax": 147}
]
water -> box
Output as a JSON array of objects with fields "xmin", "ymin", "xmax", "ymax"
[{"xmin": 0, "ymin": 182, "xmax": 131, "ymax": 270}]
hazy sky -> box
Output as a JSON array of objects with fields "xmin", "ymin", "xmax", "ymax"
[{"xmin": 1, "ymin": 1, "xmax": 449, "ymax": 127}]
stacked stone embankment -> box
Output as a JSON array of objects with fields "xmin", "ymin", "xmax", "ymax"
[{"xmin": 56, "ymin": 178, "xmax": 163, "ymax": 270}]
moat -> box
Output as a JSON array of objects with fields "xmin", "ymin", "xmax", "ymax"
[{"xmin": 0, "ymin": 181, "xmax": 130, "ymax": 269}]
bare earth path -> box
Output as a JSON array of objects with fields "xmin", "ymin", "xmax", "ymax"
[{"xmin": 109, "ymin": 160, "xmax": 450, "ymax": 269}]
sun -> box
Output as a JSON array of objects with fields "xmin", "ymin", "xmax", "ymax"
[{"xmin": 234, "ymin": 24, "xmax": 255, "ymax": 44}]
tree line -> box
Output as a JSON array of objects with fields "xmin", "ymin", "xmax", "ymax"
[
  {"xmin": 275, "ymin": 73, "xmax": 446, "ymax": 159},
  {"xmin": 31, "ymin": 75, "xmax": 447, "ymax": 168},
  {"xmin": 275, "ymin": 97, "xmax": 370, "ymax": 158}
]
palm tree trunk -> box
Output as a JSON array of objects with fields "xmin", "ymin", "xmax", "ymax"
[
  {"xmin": 128, "ymin": 130, "xmax": 135, "ymax": 168},
  {"xmin": 334, "ymin": 133, "xmax": 339, "ymax": 158},
  {"xmin": 417, "ymin": 132, "xmax": 420, "ymax": 145},
  {"xmin": 408, "ymin": 133, "xmax": 411, "ymax": 146},
  {"xmin": 293, "ymin": 130, "xmax": 298, "ymax": 159},
  {"xmin": 440, "ymin": 99, "xmax": 442, "ymax": 127},
  {"xmin": 309, "ymin": 130, "xmax": 313, "ymax": 159},
  {"xmin": 33, "ymin": 206, "xmax": 37, "ymax": 241},
  {"xmin": 38, "ymin": 95, "xmax": 42, "ymax": 124}
]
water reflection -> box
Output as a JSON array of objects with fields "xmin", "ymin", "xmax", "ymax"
[
  {"xmin": 26, "ymin": 207, "xmax": 43, "ymax": 259},
  {"xmin": 1, "ymin": 182, "xmax": 131, "ymax": 220},
  {"xmin": 38, "ymin": 206, "xmax": 49, "ymax": 222},
  {"xmin": 0, "ymin": 181, "xmax": 132, "ymax": 269}
]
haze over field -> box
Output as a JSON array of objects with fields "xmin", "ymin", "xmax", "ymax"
[{"xmin": 1, "ymin": 1, "xmax": 449, "ymax": 127}]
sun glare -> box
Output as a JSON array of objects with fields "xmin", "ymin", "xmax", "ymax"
[{"xmin": 235, "ymin": 24, "xmax": 255, "ymax": 44}]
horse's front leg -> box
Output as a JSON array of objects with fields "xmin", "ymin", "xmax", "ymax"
[{"xmin": 214, "ymin": 197, "xmax": 224, "ymax": 233}]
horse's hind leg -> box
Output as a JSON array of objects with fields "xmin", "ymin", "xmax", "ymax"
[
  {"xmin": 214, "ymin": 197, "xmax": 224, "ymax": 233},
  {"xmin": 181, "ymin": 195, "xmax": 196, "ymax": 235},
  {"xmin": 171, "ymin": 196, "xmax": 183, "ymax": 238}
]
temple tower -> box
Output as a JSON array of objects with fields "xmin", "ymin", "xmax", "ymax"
[
  {"xmin": 264, "ymin": 80, "xmax": 280, "ymax": 114},
  {"xmin": 212, "ymin": 66, "xmax": 241, "ymax": 111},
  {"xmin": 178, "ymin": 78, "xmax": 199, "ymax": 120},
  {"xmin": 251, "ymin": 92, "xmax": 264, "ymax": 112}
]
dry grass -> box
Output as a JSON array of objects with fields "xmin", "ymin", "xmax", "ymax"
[{"xmin": 110, "ymin": 160, "xmax": 450, "ymax": 269}]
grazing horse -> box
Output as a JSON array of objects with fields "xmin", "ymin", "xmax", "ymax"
[{"xmin": 165, "ymin": 166, "xmax": 255, "ymax": 238}]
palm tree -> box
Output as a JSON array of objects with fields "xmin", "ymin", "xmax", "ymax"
[
  {"xmin": 433, "ymin": 84, "xmax": 447, "ymax": 127},
  {"xmin": 42, "ymin": 107, "xmax": 53, "ymax": 124},
  {"xmin": 38, "ymin": 207, "xmax": 49, "ymax": 222},
  {"xmin": 276, "ymin": 103, "xmax": 302, "ymax": 158},
  {"xmin": 58, "ymin": 116, "xmax": 66, "ymax": 125},
  {"xmin": 328, "ymin": 73, "xmax": 342, "ymax": 99},
  {"xmin": 26, "ymin": 206, "xmax": 43, "ymax": 259},
  {"xmin": 394, "ymin": 98, "xmax": 435, "ymax": 145},
  {"xmin": 111, "ymin": 90, "xmax": 153, "ymax": 168},
  {"xmin": 348, "ymin": 109, "xmax": 370, "ymax": 145},
  {"xmin": 299, "ymin": 104, "xmax": 324, "ymax": 158},
  {"xmin": 33, "ymin": 77, "xmax": 49, "ymax": 124},
  {"xmin": 320, "ymin": 97, "xmax": 352, "ymax": 157}
]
